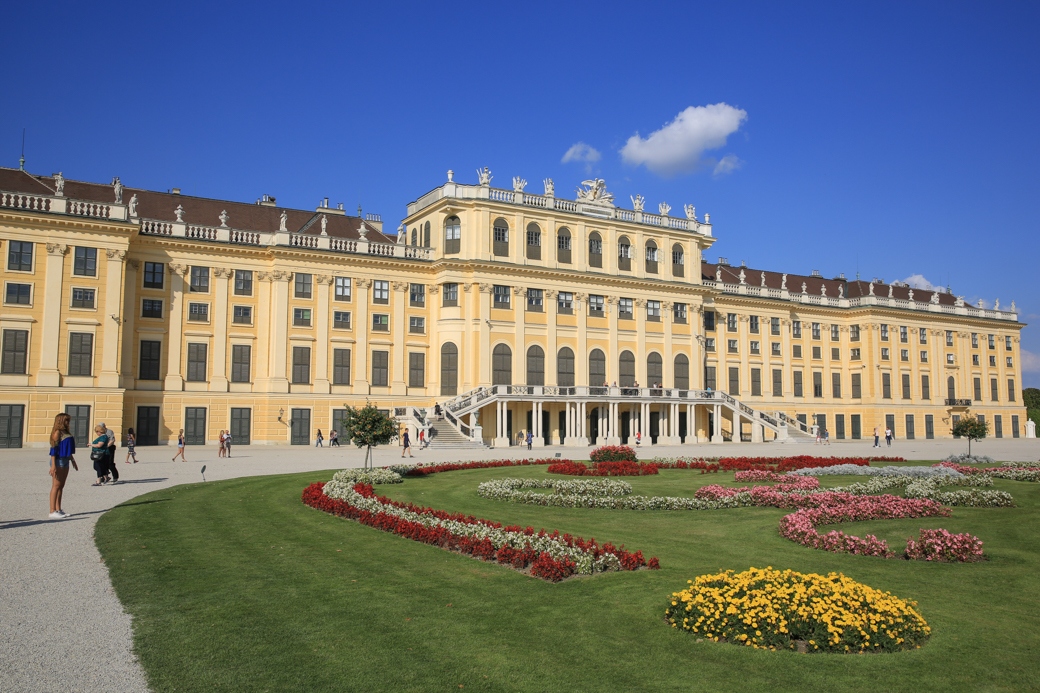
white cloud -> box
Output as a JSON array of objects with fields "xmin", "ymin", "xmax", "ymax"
[
  {"xmin": 901, "ymin": 274, "xmax": 939, "ymax": 291},
  {"xmin": 561, "ymin": 142, "xmax": 602, "ymax": 165},
  {"xmin": 620, "ymin": 103, "xmax": 748, "ymax": 176},
  {"xmin": 713, "ymin": 154, "xmax": 742, "ymax": 177},
  {"xmin": 1021, "ymin": 349, "xmax": 1040, "ymax": 373}
]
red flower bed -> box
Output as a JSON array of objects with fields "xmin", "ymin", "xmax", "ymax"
[
  {"xmin": 904, "ymin": 528, "xmax": 985, "ymax": 562},
  {"xmin": 653, "ymin": 459, "xmax": 721, "ymax": 473},
  {"xmin": 405, "ymin": 458, "xmax": 558, "ymax": 477},
  {"xmin": 301, "ymin": 482, "xmax": 658, "ymax": 581},
  {"xmin": 590, "ymin": 445, "xmax": 638, "ymax": 462},
  {"xmin": 548, "ymin": 460, "xmax": 660, "ymax": 476},
  {"xmin": 870, "ymin": 456, "xmax": 906, "ymax": 462},
  {"xmin": 717, "ymin": 456, "xmax": 872, "ymax": 472}
]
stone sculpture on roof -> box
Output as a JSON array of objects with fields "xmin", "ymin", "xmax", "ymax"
[
  {"xmin": 476, "ymin": 167, "xmax": 492, "ymax": 186},
  {"xmin": 576, "ymin": 179, "xmax": 614, "ymax": 207},
  {"xmin": 684, "ymin": 204, "xmax": 697, "ymax": 220},
  {"xmin": 279, "ymin": 210, "xmax": 288, "ymax": 232},
  {"xmin": 112, "ymin": 177, "xmax": 123, "ymax": 204},
  {"xmin": 128, "ymin": 194, "xmax": 138, "ymax": 217},
  {"xmin": 512, "ymin": 177, "xmax": 527, "ymax": 193},
  {"xmin": 715, "ymin": 266, "xmax": 722, "ymax": 282},
  {"xmin": 320, "ymin": 214, "xmax": 328, "ymax": 236},
  {"xmin": 658, "ymin": 201, "xmax": 671, "ymax": 217},
  {"xmin": 174, "ymin": 204, "xmax": 184, "ymax": 222},
  {"xmin": 53, "ymin": 172, "xmax": 64, "ymax": 196},
  {"xmin": 908, "ymin": 289, "xmax": 914, "ymax": 301},
  {"xmin": 888, "ymin": 285, "xmax": 894, "ymax": 298},
  {"xmin": 838, "ymin": 284, "xmax": 844, "ymax": 299},
  {"xmin": 868, "ymin": 282, "xmax": 875, "ymax": 296},
  {"xmin": 630, "ymin": 194, "xmax": 645, "ymax": 212},
  {"xmin": 781, "ymin": 273, "xmax": 787, "ymax": 290},
  {"xmin": 930, "ymin": 291, "xmax": 939, "ymax": 304},
  {"xmin": 994, "ymin": 299, "xmax": 1000, "ymax": 310},
  {"xmin": 543, "ymin": 178, "xmax": 554, "ymax": 197},
  {"xmin": 821, "ymin": 284, "xmax": 827, "ymax": 297},
  {"xmin": 738, "ymin": 269, "xmax": 746, "ymax": 285},
  {"xmin": 219, "ymin": 210, "xmax": 229, "ymax": 228},
  {"xmin": 761, "ymin": 271, "xmax": 767, "ymax": 287}
]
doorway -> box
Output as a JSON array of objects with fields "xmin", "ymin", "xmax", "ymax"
[
  {"xmin": 185, "ymin": 407, "xmax": 207, "ymax": 445},
  {"xmin": 0, "ymin": 404, "xmax": 25, "ymax": 448},
  {"xmin": 136, "ymin": 407, "xmax": 159, "ymax": 445},
  {"xmin": 65, "ymin": 405, "xmax": 91, "ymax": 448},
  {"xmin": 291, "ymin": 409, "xmax": 311, "ymax": 445}
]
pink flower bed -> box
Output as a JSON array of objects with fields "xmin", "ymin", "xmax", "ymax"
[{"xmin": 904, "ymin": 528, "xmax": 985, "ymax": 562}]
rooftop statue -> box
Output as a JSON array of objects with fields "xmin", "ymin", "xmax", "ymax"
[
  {"xmin": 908, "ymin": 289, "xmax": 914, "ymax": 301},
  {"xmin": 888, "ymin": 285, "xmax": 894, "ymax": 298},
  {"xmin": 630, "ymin": 194, "xmax": 645, "ymax": 212},
  {"xmin": 838, "ymin": 284, "xmax": 844, "ymax": 299},
  {"xmin": 279, "ymin": 210, "xmax": 288, "ymax": 232},
  {"xmin": 801, "ymin": 281, "xmax": 807, "ymax": 294},
  {"xmin": 476, "ymin": 167, "xmax": 492, "ymax": 186},
  {"xmin": 320, "ymin": 214, "xmax": 328, "ymax": 235},
  {"xmin": 821, "ymin": 283, "xmax": 827, "ymax": 297},
  {"xmin": 684, "ymin": 204, "xmax": 697, "ymax": 220},
  {"xmin": 53, "ymin": 172, "xmax": 64, "ymax": 196},
  {"xmin": 658, "ymin": 201, "xmax": 671, "ymax": 217},
  {"xmin": 512, "ymin": 177, "xmax": 527, "ymax": 193},
  {"xmin": 868, "ymin": 282, "xmax": 875, "ymax": 296},
  {"xmin": 576, "ymin": 179, "xmax": 614, "ymax": 207},
  {"xmin": 994, "ymin": 298, "xmax": 1000, "ymax": 310},
  {"xmin": 128, "ymin": 194, "xmax": 138, "ymax": 217},
  {"xmin": 219, "ymin": 210, "xmax": 229, "ymax": 227},
  {"xmin": 930, "ymin": 291, "xmax": 939, "ymax": 304},
  {"xmin": 761, "ymin": 271, "xmax": 766, "ymax": 287},
  {"xmin": 781, "ymin": 273, "xmax": 787, "ymax": 290},
  {"xmin": 112, "ymin": 177, "xmax": 123, "ymax": 204},
  {"xmin": 738, "ymin": 269, "xmax": 746, "ymax": 285},
  {"xmin": 715, "ymin": 266, "xmax": 722, "ymax": 282},
  {"xmin": 174, "ymin": 204, "xmax": 184, "ymax": 222},
  {"xmin": 543, "ymin": 178, "xmax": 554, "ymax": 197}
]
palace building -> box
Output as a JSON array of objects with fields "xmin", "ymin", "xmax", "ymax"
[{"xmin": 0, "ymin": 166, "xmax": 1028, "ymax": 448}]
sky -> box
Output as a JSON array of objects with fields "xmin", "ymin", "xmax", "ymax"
[{"xmin": 2, "ymin": 1, "xmax": 1038, "ymax": 385}]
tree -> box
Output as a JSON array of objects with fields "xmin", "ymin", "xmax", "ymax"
[
  {"xmin": 952, "ymin": 415, "xmax": 988, "ymax": 456},
  {"xmin": 1024, "ymin": 387, "xmax": 1040, "ymax": 430},
  {"xmin": 341, "ymin": 403, "xmax": 399, "ymax": 469}
]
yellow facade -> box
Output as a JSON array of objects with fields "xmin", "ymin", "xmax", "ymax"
[{"xmin": 0, "ymin": 169, "xmax": 1027, "ymax": 447}]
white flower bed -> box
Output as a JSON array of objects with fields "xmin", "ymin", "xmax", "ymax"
[
  {"xmin": 324, "ymin": 468, "xmax": 403, "ymax": 495},
  {"xmin": 791, "ymin": 464, "xmax": 963, "ymax": 479},
  {"xmin": 477, "ymin": 478, "xmax": 749, "ymax": 510},
  {"xmin": 943, "ymin": 453, "xmax": 996, "ymax": 465}
]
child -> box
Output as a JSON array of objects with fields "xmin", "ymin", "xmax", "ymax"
[{"xmin": 125, "ymin": 427, "xmax": 138, "ymax": 463}]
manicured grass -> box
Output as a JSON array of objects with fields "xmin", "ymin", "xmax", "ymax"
[{"xmin": 95, "ymin": 464, "xmax": 1040, "ymax": 692}]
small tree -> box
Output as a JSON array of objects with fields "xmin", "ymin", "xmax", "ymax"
[
  {"xmin": 952, "ymin": 415, "xmax": 988, "ymax": 456},
  {"xmin": 341, "ymin": 403, "xmax": 399, "ymax": 469}
]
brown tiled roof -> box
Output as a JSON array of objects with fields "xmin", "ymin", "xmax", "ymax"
[{"xmin": 0, "ymin": 167, "xmax": 394, "ymax": 243}]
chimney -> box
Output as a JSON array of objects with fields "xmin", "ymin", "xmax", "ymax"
[
  {"xmin": 258, "ymin": 194, "xmax": 277, "ymax": 207},
  {"xmin": 172, "ymin": 188, "xmax": 181, "ymax": 195},
  {"xmin": 811, "ymin": 270, "xmax": 821, "ymax": 277},
  {"xmin": 718, "ymin": 257, "xmax": 729, "ymax": 266}
]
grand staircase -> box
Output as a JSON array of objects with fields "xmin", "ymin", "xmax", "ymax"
[{"xmin": 425, "ymin": 419, "xmax": 487, "ymax": 450}]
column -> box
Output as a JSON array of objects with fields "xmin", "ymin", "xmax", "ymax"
[
  {"xmin": 579, "ymin": 401, "xmax": 587, "ymax": 444},
  {"xmin": 712, "ymin": 403, "xmax": 723, "ymax": 443},
  {"xmin": 428, "ymin": 285, "xmax": 441, "ymax": 394},
  {"xmin": 576, "ymin": 292, "xmax": 588, "ymax": 385},
  {"xmin": 391, "ymin": 281, "xmax": 408, "ymax": 395},
  {"xmin": 354, "ymin": 278, "xmax": 371, "ymax": 392},
  {"xmin": 209, "ymin": 266, "xmax": 231, "ymax": 391},
  {"xmin": 120, "ymin": 260, "xmax": 139, "ymax": 386},
  {"xmin": 732, "ymin": 411, "xmax": 743, "ymax": 444},
  {"xmin": 164, "ymin": 264, "xmax": 187, "ymax": 390},
  {"xmin": 313, "ymin": 275, "xmax": 332, "ymax": 393},
  {"xmin": 266, "ymin": 270, "xmax": 291, "ymax": 393},
  {"xmin": 662, "ymin": 300, "xmax": 674, "ymax": 388},
  {"xmin": 643, "ymin": 402, "xmax": 653, "ymax": 446},
  {"xmin": 98, "ymin": 249, "xmax": 126, "ymax": 388},
  {"xmin": 37, "ymin": 244, "xmax": 68, "ymax": 386},
  {"xmin": 478, "ymin": 284, "xmax": 491, "ymax": 386},
  {"xmin": 494, "ymin": 400, "xmax": 509, "ymax": 447},
  {"xmin": 533, "ymin": 401, "xmax": 544, "ymax": 447},
  {"xmin": 607, "ymin": 296, "xmax": 619, "ymax": 384},
  {"xmin": 687, "ymin": 403, "xmax": 695, "ymax": 444}
]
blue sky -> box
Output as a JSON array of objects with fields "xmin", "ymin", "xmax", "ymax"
[{"xmin": 2, "ymin": 1, "xmax": 1038, "ymax": 385}]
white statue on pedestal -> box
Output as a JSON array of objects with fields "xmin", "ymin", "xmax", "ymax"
[
  {"xmin": 738, "ymin": 269, "xmax": 746, "ymax": 285},
  {"xmin": 994, "ymin": 298, "xmax": 1001, "ymax": 310},
  {"xmin": 868, "ymin": 282, "xmax": 875, "ymax": 296},
  {"xmin": 576, "ymin": 179, "xmax": 614, "ymax": 207},
  {"xmin": 760, "ymin": 271, "xmax": 766, "ymax": 287},
  {"xmin": 930, "ymin": 291, "xmax": 939, "ymax": 304},
  {"xmin": 279, "ymin": 210, "xmax": 288, "ymax": 232},
  {"xmin": 320, "ymin": 214, "xmax": 328, "ymax": 235},
  {"xmin": 658, "ymin": 201, "xmax": 671, "ymax": 217},
  {"xmin": 476, "ymin": 167, "xmax": 492, "ymax": 186},
  {"xmin": 781, "ymin": 273, "xmax": 787, "ymax": 290},
  {"xmin": 53, "ymin": 172, "xmax": 65, "ymax": 196},
  {"xmin": 174, "ymin": 204, "xmax": 184, "ymax": 222},
  {"xmin": 512, "ymin": 177, "xmax": 527, "ymax": 193},
  {"xmin": 112, "ymin": 177, "xmax": 123, "ymax": 204},
  {"xmin": 630, "ymin": 194, "xmax": 645, "ymax": 212},
  {"xmin": 908, "ymin": 289, "xmax": 914, "ymax": 301},
  {"xmin": 219, "ymin": 210, "xmax": 229, "ymax": 227},
  {"xmin": 838, "ymin": 284, "xmax": 844, "ymax": 299},
  {"xmin": 543, "ymin": 178, "xmax": 554, "ymax": 197},
  {"xmin": 128, "ymin": 194, "xmax": 138, "ymax": 217},
  {"xmin": 684, "ymin": 204, "xmax": 697, "ymax": 220}
]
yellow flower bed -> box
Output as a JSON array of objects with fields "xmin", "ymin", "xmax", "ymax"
[{"xmin": 665, "ymin": 567, "xmax": 930, "ymax": 653}]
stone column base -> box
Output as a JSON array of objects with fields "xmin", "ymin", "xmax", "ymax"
[{"xmin": 493, "ymin": 437, "xmax": 511, "ymax": 448}]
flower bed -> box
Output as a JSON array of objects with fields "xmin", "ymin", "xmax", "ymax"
[
  {"xmin": 665, "ymin": 567, "xmax": 930, "ymax": 653},
  {"xmin": 904, "ymin": 529, "xmax": 985, "ymax": 562},
  {"xmin": 791, "ymin": 464, "xmax": 964, "ymax": 478},
  {"xmin": 325, "ymin": 468, "xmax": 403, "ymax": 489},
  {"xmin": 303, "ymin": 481, "xmax": 658, "ymax": 581},
  {"xmin": 589, "ymin": 445, "xmax": 637, "ymax": 462},
  {"xmin": 718, "ymin": 456, "xmax": 873, "ymax": 472},
  {"xmin": 548, "ymin": 460, "xmax": 660, "ymax": 476},
  {"xmin": 936, "ymin": 461, "xmax": 1040, "ymax": 483},
  {"xmin": 401, "ymin": 458, "xmax": 558, "ymax": 477}
]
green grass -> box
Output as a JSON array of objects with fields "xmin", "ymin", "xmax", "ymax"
[{"xmin": 95, "ymin": 464, "xmax": 1040, "ymax": 692}]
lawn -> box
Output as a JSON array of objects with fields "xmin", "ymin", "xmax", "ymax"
[{"xmin": 95, "ymin": 462, "xmax": 1040, "ymax": 692}]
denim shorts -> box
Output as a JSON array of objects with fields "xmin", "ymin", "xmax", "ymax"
[{"xmin": 54, "ymin": 456, "xmax": 71, "ymax": 469}]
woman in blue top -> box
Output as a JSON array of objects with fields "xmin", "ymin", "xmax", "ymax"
[
  {"xmin": 48, "ymin": 413, "xmax": 78, "ymax": 519},
  {"xmin": 90, "ymin": 425, "xmax": 110, "ymax": 484}
]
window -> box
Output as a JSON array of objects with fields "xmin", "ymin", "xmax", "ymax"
[
  {"xmin": 647, "ymin": 353, "xmax": 663, "ymax": 385},
  {"xmin": 5, "ymin": 283, "xmax": 31, "ymax": 305},
  {"xmin": 851, "ymin": 324, "xmax": 860, "ymax": 341},
  {"xmin": 493, "ymin": 218, "xmax": 509, "ymax": 256},
  {"xmin": 851, "ymin": 348, "xmax": 861, "ymax": 360},
  {"xmin": 144, "ymin": 262, "xmax": 165, "ymax": 289},
  {"xmin": 772, "ymin": 369, "xmax": 782, "ymax": 397},
  {"xmin": 186, "ymin": 343, "xmax": 208, "ymax": 382},
  {"xmin": 333, "ymin": 311, "xmax": 351, "ymax": 329},
  {"xmin": 899, "ymin": 325, "xmax": 908, "ymax": 343},
  {"xmin": 812, "ymin": 346, "xmax": 821, "ymax": 359},
  {"xmin": 73, "ymin": 247, "xmax": 97, "ymax": 276},
  {"xmin": 991, "ymin": 378, "xmax": 999, "ymax": 402},
  {"xmin": 292, "ymin": 346, "xmax": 311, "ymax": 384},
  {"xmin": 1007, "ymin": 356, "xmax": 1014, "ymax": 368},
  {"xmin": 618, "ymin": 240, "xmax": 632, "ymax": 258},
  {"xmin": 588, "ymin": 349, "xmax": 605, "ymax": 386},
  {"xmin": 233, "ymin": 305, "xmax": 252, "ymax": 324},
  {"xmin": 922, "ymin": 374, "xmax": 931, "ymax": 400},
  {"xmin": 646, "ymin": 300, "xmax": 661, "ymax": 321},
  {"xmin": 811, "ymin": 322, "xmax": 821, "ymax": 339},
  {"xmin": 772, "ymin": 342, "xmax": 781, "ymax": 356},
  {"xmin": 900, "ymin": 349, "xmax": 909, "ymax": 362},
  {"xmin": 408, "ymin": 352, "xmax": 425, "ymax": 388},
  {"xmin": 645, "ymin": 242, "xmax": 659, "ymax": 272},
  {"xmin": 372, "ymin": 314, "xmax": 389, "ymax": 332},
  {"xmin": 1005, "ymin": 335, "xmax": 1013, "ymax": 350},
  {"xmin": 989, "ymin": 355, "xmax": 996, "ymax": 367},
  {"xmin": 589, "ymin": 294, "xmax": 604, "ymax": 317},
  {"xmin": 409, "ymin": 284, "xmax": 425, "ymax": 306},
  {"xmin": 728, "ymin": 367, "xmax": 740, "ymax": 395},
  {"xmin": 750, "ymin": 341, "xmax": 760, "ymax": 354},
  {"xmin": 673, "ymin": 303, "xmax": 687, "ymax": 323},
  {"xmin": 671, "ymin": 244, "xmax": 684, "ymax": 276},
  {"xmin": 442, "ymin": 283, "xmax": 458, "ymax": 307},
  {"xmin": 67, "ymin": 333, "xmax": 93, "ymax": 376},
  {"xmin": 771, "ymin": 317, "xmax": 781, "ymax": 336},
  {"xmin": 881, "ymin": 324, "xmax": 889, "ymax": 341},
  {"xmin": 793, "ymin": 321, "xmax": 802, "ymax": 338},
  {"xmin": 190, "ymin": 266, "xmax": 209, "ymax": 293},
  {"xmin": 588, "ymin": 232, "xmax": 603, "ymax": 267},
  {"xmin": 727, "ymin": 313, "xmax": 738, "ymax": 331},
  {"xmin": 294, "ymin": 273, "xmax": 312, "ymax": 299},
  {"xmin": 618, "ymin": 298, "xmax": 633, "ymax": 319},
  {"xmin": 705, "ymin": 338, "xmax": 716, "ymax": 352},
  {"xmin": 793, "ymin": 370, "xmax": 803, "ymax": 397},
  {"xmin": 946, "ymin": 330, "xmax": 954, "ymax": 347},
  {"xmin": 371, "ymin": 350, "xmax": 389, "ymax": 387},
  {"xmin": 793, "ymin": 344, "xmax": 802, "ymax": 358},
  {"xmin": 373, "ymin": 280, "xmax": 389, "ymax": 304},
  {"xmin": 674, "ymin": 353, "xmax": 690, "ymax": 389},
  {"xmin": 971, "ymin": 333, "xmax": 978, "ymax": 348},
  {"xmin": 139, "ymin": 340, "xmax": 161, "ymax": 380},
  {"xmin": 812, "ymin": 371, "xmax": 823, "ymax": 398},
  {"xmin": 526, "ymin": 345, "xmax": 545, "ymax": 386},
  {"xmin": 70, "ymin": 288, "xmax": 95, "ymax": 309},
  {"xmin": 558, "ymin": 347, "xmax": 576, "ymax": 386},
  {"xmin": 334, "ymin": 277, "xmax": 351, "ymax": 301},
  {"xmin": 492, "ymin": 344, "xmax": 512, "ymax": 385},
  {"xmin": 527, "ymin": 289, "xmax": 544, "ymax": 311},
  {"xmin": 7, "ymin": 241, "xmax": 32, "ymax": 271},
  {"xmin": 750, "ymin": 316, "xmax": 760, "ymax": 333},
  {"xmin": 704, "ymin": 311, "xmax": 716, "ymax": 331},
  {"xmin": 444, "ymin": 216, "xmax": 461, "ymax": 254},
  {"xmin": 751, "ymin": 368, "xmax": 762, "ymax": 396},
  {"xmin": 918, "ymin": 327, "xmax": 927, "ymax": 344},
  {"xmin": 142, "ymin": 299, "xmax": 163, "ymax": 318},
  {"xmin": 293, "ymin": 308, "xmax": 312, "ymax": 327},
  {"xmin": 948, "ymin": 353, "xmax": 955, "ymax": 365},
  {"xmin": 619, "ymin": 351, "xmax": 635, "ymax": 386},
  {"xmin": 440, "ymin": 343, "xmax": 458, "ymax": 395},
  {"xmin": 832, "ymin": 372, "xmax": 841, "ymax": 398},
  {"xmin": 920, "ymin": 350, "xmax": 928, "ymax": 363},
  {"xmin": 558, "ymin": 292, "xmax": 573, "ymax": 314},
  {"xmin": 882, "ymin": 372, "xmax": 892, "ymax": 399},
  {"xmin": 831, "ymin": 347, "xmax": 840, "ymax": 360},
  {"xmin": 234, "ymin": 270, "xmax": 253, "ymax": 296},
  {"xmin": 948, "ymin": 376, "xmax": 957, "ymax": 401},
  {"xmin": 851, "ymin": 373, "xmax": 862, "ymax": 398},
  {"xmin": 705, "ymin": 366, "xmax": 717, "ymax": 391},
  {"xmin": 974, "ymin": 377, "xmax": 982, "ymax": 401},
  {"xmin": 1, "ymin": 329, "xmax": 28, "ymax": 374},
  {"xmin": 728, "ymin": 339, "xmax": 739, "ymax": 354},
  {"xmin": 881, "ymin": 347, "xmax": 889, "ymax": 360},
  {"xmin": 493, "ymin": 285, "xmax": 511, "ymax": 308},
  {"xmin": 231, "ymin": 345, "xmax": 251, "ymax": 382},
  {"xmin": 830, "ymin": 324, "xmax": 839, "ymax": 340},
  {"xmin": 987, "ymin": 334, "xmax": 995, "ymax": 349},
  {"xmin": 409, "ymin": 317, "xmax": 425, "ymax": 334},
  {"xmin": 526, "ymin": 223, "xmax": 541, "ymax": 248},
  {"xmin": 332, "ymin": 348, "xmax": 351, "ymax": 385},
  {"xmin": 188, "ymin": 303, "xmax": 209, "ymax": 322}
]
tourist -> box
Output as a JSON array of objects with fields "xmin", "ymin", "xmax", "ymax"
[
  {"xmin": 526, "ymin": 430, "xmax": 533, "ymax": 450},
  {"xmin": 516, "ymin": 431, "xmax": 524, "ymax": 447},
  {"xmin": 823, "ymin": 428, "xmax": 830, "ymax": 445},
  {"xmin": 100, "ymin": 423, "xmax": 119, "ymax": 484},
  {"xmin": 330, "ymin": 429, "xmax": 339, "ymax": 447},
  {"xmin": 401, "ymin": 430, "xmax": 413, "ymax": 458},
  {"xmin": 172, "ymin": 429, "xmax": 186, "ymax": 462},
  {"xmin": 125, "ymin": 427, "xmax": 138, "ymax": 464},
  {"xmin": 90, "ymin": 425, "xmax": 109, "ymax": 485},
  {"xmin": 885, "ymin": 427, "xmax": 893, "ymax": 447},
  {"xmin": 48, "ymin": 413, "xmax": 78, "ymax": 518},
  {"xmin": 815, "ymin": 428, "xmax": 821, "ymax": 445},
  {"xmin": 873, "ymin": 425, "xmax": 880, "ymax": 448},
  {"xmin": 635, "ymin": 430, "xmax": 642, "ymax": 447},
  {"xmin": 417, "ymin": 429, "xmax": 425, "ymax": 450},
  {"xmin": 224, "ymin": 431, "xmax": 233, "ymax": 458},
  {"xmin": 315, "ymin": 429, "xmax": 324, "ymax": 448},
  {"xmin": 218, "ymin": 429, "xmax": 226, "ymax": 458}
]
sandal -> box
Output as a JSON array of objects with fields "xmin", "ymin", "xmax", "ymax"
[{"xmin": 92, "ymin": 481, "xmax": 103, "ymax": 486}]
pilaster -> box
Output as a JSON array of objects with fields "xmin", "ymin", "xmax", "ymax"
[
  {"xmin": 391, "ymin": 281, "xmax": 408, "ymax": 394},
  {"xmin": 164, "ymin": 264, "xmax": 187, "ymax": 390},
  {"xmin": 37, "ymin": 243, "xmax": 67, "ymax": 386},
  {"xmin": 354, "ymin": 278, "xmax": 371, "ymax": 392},
  {"xmin": 313, "ymin": 275, "xmax": 333, "ymax": 393},
  {"xmin": 209, "ymin": 267, "xmax": 232, "ymax": 391}
]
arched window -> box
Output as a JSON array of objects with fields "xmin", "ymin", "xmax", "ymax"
[
  {"xmin": 526, "ymin": 222, "xmax": 541, "ymax": 260},
  {"xmin": 674, "ymin": 353, "xmax": 690, "ymax": 389},
  {"xmin": 588, "ymin": 231, "xmax": 603, "ymax": 268},
  {"xmin": 492, "ymin": 344, "xmax": 512, "ymax": 385},
  {"xmin": 645, "ymin": 241, "xmax": 659, "ymax": 274},
  {"xmin": 440, "ymin": 343, "xmax": 458, "ymax": 396},
  {"xmin": 589, "ymin": 348, "xmax": 606, "ymax": 386},
  {"xmin": 617, "ymin": 235, "xmax": 632, "ymax": 271},
  {"xmin": 619, "ymin": 350, "xmax": 635, "ymax": 387},
  {"xmin": 557, "ymin": 347, "xmax": 575, "ymax": 386},
  {"xmin": 423, "ymin": 221, "xmax": 431, "ymax": 248},
  {"xmin": 493, "ymin": 218, "xmax": 509, "ymax": 256},
  {"xmin": 647, "ymin": 352, "xmax": 663, "ymax": 386},
  {"xmin": 526, "ymin": 345, "xmax": 545, "ymax": 385},
  {"xmin": 410, "ymin": 228, "xmax": 417, "ymax": 246},
  {"xmin": 947, "ymin": 376, "xmax": 956, "ymax": 401},
  {"xmin": 444, "ymin": 216, "xmax": 461, "ymax": 254},
  {"xmin": 671, "ymin": 243, "xmax": 685, "ymax": 277},
  {"xmin": 557, "ymin": 227, "xmax": 572, "ymax": 264}
]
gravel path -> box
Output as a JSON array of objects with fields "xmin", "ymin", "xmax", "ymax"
[{"xmin": 1, "ymin": 438, "xmax": 1036, "ymax": 692}]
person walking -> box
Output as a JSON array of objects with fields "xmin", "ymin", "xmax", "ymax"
[
  {"xmin": 417, "ymin": 429, "xmax": 425, "ymax": 450},
  {"xmin": 125, "ymin": 428, "xmax": 138, "ymax": 464},
  {"xmin": 823, "ymin": 428, "xmax": 830, "ymax": 445},
  {"xmin": 315, "ymin": 429, "xmax": 324, "ymax": 448},
  {"xmin": 635, "ymin": 430, "xmax": 642, "ymax": 447},
  {"xmin": 873, "ymin": 425, "xmax": 880, "ymax": 448},
  {"xmin": 48, "ymin": 413, "xmax": 78, "ymax": 518},
  {"xmin": 401, "ymin": 430, "xmax": 413, "ymax": 458},
  {"xmin": 885, "ymin": 427, "xmax": 893, "ymax": 447},
  {"xmin": 100, "ymin": 423, "xmax": 119, "ymax": 484},
  {"xmin": 224, "ymin": 431, "xmax": 233, "ymax": 458},
  {"xmin": 526, "ymin": 430, "xmax": 533, "ymax": 450},
  {"xmin": 90, "ymin": 425, "xmax": 109, "ymax": 485},
  {"xmin": 172, "ymin": 429, "xmax": 186, "ymax": 461},
  {"xmin": 330, "ymin": 429, "xmax": 339, "ymax": 447}
]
